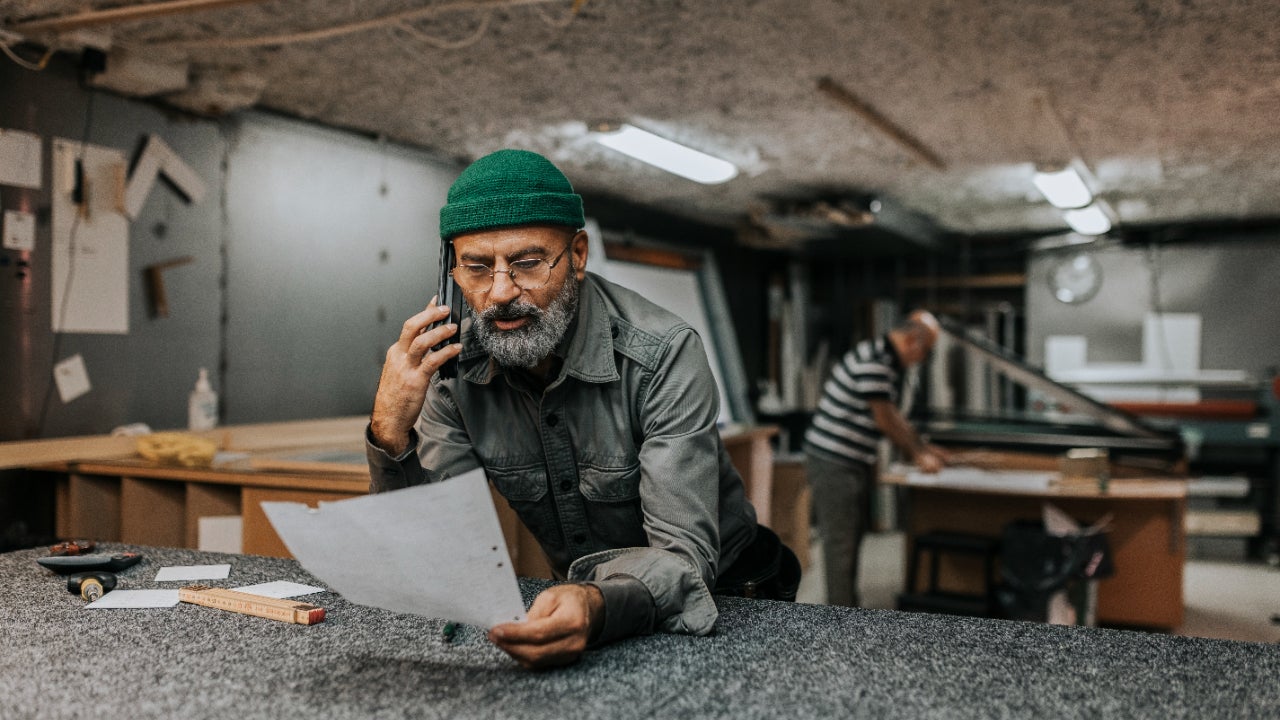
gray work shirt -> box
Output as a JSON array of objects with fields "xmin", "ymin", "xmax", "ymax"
[{"xmin": 366, "ymin": 272, "xmax": 757, "ymax": 639}]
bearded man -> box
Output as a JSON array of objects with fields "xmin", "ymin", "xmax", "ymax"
[{"xmin": 366, "ymin": 149, "xmax": 797, "ymax": 670}]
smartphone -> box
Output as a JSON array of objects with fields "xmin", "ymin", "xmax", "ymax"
[{"xmin": 428, "ymin": 237, "xmax": 461, "ymax": 379}]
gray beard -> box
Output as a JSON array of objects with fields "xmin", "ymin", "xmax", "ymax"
[{"xmin": 471, "ymin": 272, "xmax": 580, "ymax": 369}]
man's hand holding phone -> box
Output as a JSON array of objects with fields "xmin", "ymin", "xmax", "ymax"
[{"xmin": 370, "ymin": 296, "xmax": 463, "ymax": 456}]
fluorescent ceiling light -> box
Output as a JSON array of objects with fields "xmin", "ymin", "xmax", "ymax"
[
  {"xmin": 593, "ymin": 124, "xmax": 738, "ymax": 185},
  {"xmin": 1032, "ymin": 166, "xmax": 1092, "ymax": 209},
  {"xmin": 1062, "ymin": 202, "xmax": 1112, "ymax": 236}
]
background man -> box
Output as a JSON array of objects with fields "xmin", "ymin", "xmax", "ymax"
[
  {"xmin": 803, "ymin": 310, "xmax": 948, "ymax": 607},
  {"xmin": 366, "ymin": 149, "xmax": 796, "ymax": 669}
]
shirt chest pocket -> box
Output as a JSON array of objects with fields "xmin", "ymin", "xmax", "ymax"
[
  {"xmin": 578, "ymin": 460, "xmax": 647, "ymax": 548},
  {"xmin": 486, "ymin": 463, "xmax": 558, "ymax": 545}
]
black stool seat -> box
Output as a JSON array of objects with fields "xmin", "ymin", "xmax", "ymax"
[{"xmin": 896, "ymin": 531, "xmax": 1000, "ymax": 617}]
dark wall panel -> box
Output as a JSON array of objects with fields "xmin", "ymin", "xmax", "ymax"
[{"xmin": 222, "ymin": 115, "xmax": 450, "ymax": 423}]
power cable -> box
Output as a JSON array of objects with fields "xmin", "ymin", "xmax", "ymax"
[
  {"xmin": 145, "ymin": 0, "xmax": 586, "ymax": 50},
  {"xmin": 0, "ymin": 41, "xmax": 54, "ymax": 71},
  {"xmin": 35, "ymin": 89, "xmax": 97, "ymax": 437}
]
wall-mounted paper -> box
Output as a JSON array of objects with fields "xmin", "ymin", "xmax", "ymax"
[
  {"xmin": 0, "ymin": 129, "xmax": 41, "ymax": 189},
  {"xmin": 2, "ymin": 209, "xmax": 35, "ymax": 251},
  {"xmin": 1143, "ymin": 313, "xmax": 1201, "ymax": 374},
  {"xmin": 261, "ymin": 467, "xmax": 526, "ymax": 628},
  {"xmin": 53, "ymin": 354, "xmax": 91, "ymax": 403},
  {"xmin": 51, "ymin": 139, "xmax": 129, "ymax": 334},
  {"xmin": 1044, "ymin": 335, "xmax": 1088, "ymax": 376}
]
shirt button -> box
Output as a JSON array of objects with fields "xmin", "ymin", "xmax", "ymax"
[
  {"xmin": 546, "ymin": 414, "xmax": 558, "ymax": 426},
  {"xmin": 572, "ymin": 533, "xmax": 587, "ymax": 544},
  {"xmin": 559, "ymin": 480, "xmax": 572, "ymax": 492}
]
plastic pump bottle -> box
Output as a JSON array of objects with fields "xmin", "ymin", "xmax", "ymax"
[{"xmin": 188, "ymin": 368, "xmax": 219, "ymax": 431}]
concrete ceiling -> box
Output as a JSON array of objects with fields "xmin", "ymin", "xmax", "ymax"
[{"xmin": 5, "ymin": 0, "xmax": 1280, "ymax": 243}]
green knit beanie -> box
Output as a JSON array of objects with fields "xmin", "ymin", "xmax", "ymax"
[{"xmin": 439, "ymin": 149, "xmax": 585, "ymax": 240}]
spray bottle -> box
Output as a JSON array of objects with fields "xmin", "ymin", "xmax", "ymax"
[{"xmin": 188, "ymin": 367, "xmax": 219, "ymax": 431}]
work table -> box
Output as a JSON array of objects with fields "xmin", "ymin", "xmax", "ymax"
[{"xmin": 4, "ymin": 544, "xmax": 1278, "ymax": 719}]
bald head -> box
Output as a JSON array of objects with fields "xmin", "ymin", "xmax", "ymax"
[{"xmin": 889, "ymin": 310, "xmax": 941, "ymax": 366}]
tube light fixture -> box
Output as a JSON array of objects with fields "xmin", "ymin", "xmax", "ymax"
[
  {"xmin": 592, "ymin": 123, "xmax": 738, "ymax": 185},
  {"xmin": 1062, "ymin": 202, "xmax": 1112, "ymax": 236},
  {"xmin": 1032, "ymin": 165, "xmax": 1093, "ymax": 209}
]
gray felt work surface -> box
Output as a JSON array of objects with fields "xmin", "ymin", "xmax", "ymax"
[{"xmin": 2, "ymin": 544, "xmax": 1278, "ymax": 719}]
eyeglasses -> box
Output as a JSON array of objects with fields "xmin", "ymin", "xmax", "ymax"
[{"xmin": 450, "ymin": 247, "xmax": 568, "ymax": 294}]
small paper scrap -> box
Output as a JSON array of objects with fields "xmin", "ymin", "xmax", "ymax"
[{"xmin": 155, "ymin": 564, "xmax": 231, "ymax": 581}]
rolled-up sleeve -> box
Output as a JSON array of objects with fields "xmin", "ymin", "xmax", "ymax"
[
  {"xmin": 366, "ymin": 376, "xmax": 480, "ymax": 493},
  {"xmin": 569, "ymin": 327, "xmax": 724, "ymax": 635}
]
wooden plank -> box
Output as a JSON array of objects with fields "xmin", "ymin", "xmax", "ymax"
[
  {"xmin": 0, "ymin": 416, "xmax": 369, "ymax": 470},
  {"xmin": 64, "ymin": 460, "xmax": 369, "ymax": 493},
  {"xmin": 120, "ymin": 477, "xmax": 186, "ymax": 547},
  {"xmin": 817, "ymin": 76, "xmax": 947, "ymax": 170},
  {"xmin": 901, "ymin": 273, "xmax": 1027, "ymax": 290},
  {"xmin": 0, "ymin": 434, "xmax": 137, "ymax": 470},
  {"xmin": 1185, "ymin": 510, "xmax": 1261, "ymax": 536},
  {"xmin": 248, "ymin": 447, "xmax": 367, "ymax": 475},
  {"xmin": 215, "ymin": 416, "xmax": 369, "ymax": 452}
]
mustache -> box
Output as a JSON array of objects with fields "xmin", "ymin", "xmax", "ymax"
[{"xmin": 480, "ymin": 301, "xmax": 541, "ymax": 322}]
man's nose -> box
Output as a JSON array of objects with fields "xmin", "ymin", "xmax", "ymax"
[{"xmin": 488, "ymin": 269, "xmax": 522, "ymax": 303}]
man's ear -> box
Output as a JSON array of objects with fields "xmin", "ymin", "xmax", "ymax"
[{"xmin": 571, "ymin": 229, "xmax": 589, "ymax": 280}]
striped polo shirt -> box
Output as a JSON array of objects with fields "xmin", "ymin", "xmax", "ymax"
[{"xmin": 803, "ymin": 335, "xmax": 904, "ymax": 469}]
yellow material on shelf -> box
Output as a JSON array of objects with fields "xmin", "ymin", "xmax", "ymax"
[{"xmin": 136, "ymin": 432, "xmax": 218, "ymax": 467}]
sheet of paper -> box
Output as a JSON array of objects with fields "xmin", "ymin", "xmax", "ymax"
[
  {"xmin": 155, "ymin": 564, "xmax": 231, "ymax": 581},
  {"xmin": 85, "ymin": 589, "xmax": 180, "ymax": 609},
  {"xmin": 51, "ymin": 139, "xmax": 129, "ymax": 334},
  {"xmin": 53, "ymin": 354, "xmax": 91, "ymax": 403},
  {"xmin": 906, "ymin": 467, "xmax": 1056, "ymax": 492},
  {"xmin": 3, "ymin": 209, "xmax": 36, "ymax": 251},
  {"xmin": 197, "ymin": 515, "xmax": 243, "ymax": 554},
  {"xmin": 0, "ymin": 128, "xmax": 41, "ymax": 188},
  {"xmin": 1142, "ymin": 312, "xmax": 1201, "ymax": 374},
  {"xmin": 233, "ymin": 581, "xmax": 325, "ymax": 599},
  {"xmin": 261, "ymin": 467, "xmax": 526, "ymax": 628}
]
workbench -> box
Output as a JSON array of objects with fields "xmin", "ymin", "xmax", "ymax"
[
  {"xmin": 5, "ymin": 418, "xmax": 783, "ymax": 579},
  {"xmin": 883, "ymin": 466, "xmax": 1187, "ymax": 629},
  {"xmin": 4, "ymin": 544, "xmax": 1277, "ymax": 720}
]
